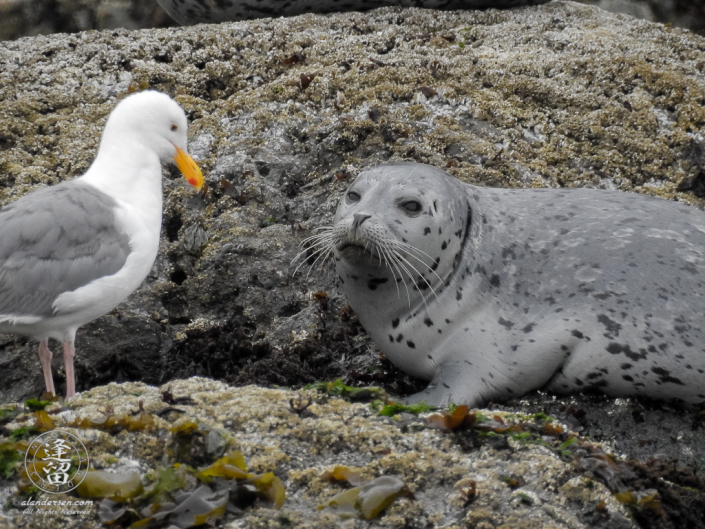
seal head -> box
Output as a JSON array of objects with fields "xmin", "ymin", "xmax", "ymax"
[{"xmin": 332, "ymin": 163, "xmax": 469, "ymax": 378}]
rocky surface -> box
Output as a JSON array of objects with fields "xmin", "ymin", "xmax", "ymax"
[
  {"xmin": 2, "ymin": 0, "xmax": 705, "ymax": 401},
  {"xmin": 1, "ymin": 3, "xmax": 705, "ymax": 525},
  {"xmin": 0, "ymin": 0, "xmax": 174, "ymax": 41},
  {"xmin": 2, "ymin": 0, "xmax": 705, "ymax": 41},
  {"xmin": 574, "ymin": 0, "xmax": 705, "ymax": 35},
  {"xmin": 0, "ymin": 378, "xmax": 703, "ymax": 529}
]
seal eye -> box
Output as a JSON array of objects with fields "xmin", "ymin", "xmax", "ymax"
[
  {"xmin": 347, "ymin": 191, "xmax": 361, "ymax": 203},
  {"xmin": 170, "ymin": 124, "xmax": 178, "ymax": 131},
  {"xmin": 402, "ymin": 200, "xmax": 422, "ymax": 214}
]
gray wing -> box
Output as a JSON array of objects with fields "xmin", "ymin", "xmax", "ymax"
[{"xmin": 0, "ymin": 181, "xmax": 131, "ymax": 319}]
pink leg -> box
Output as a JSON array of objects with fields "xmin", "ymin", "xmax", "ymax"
[
  {"xmin": 63, "ymin": 341, "xmax": 76, "ymax": 399},
  {"xmin": 37, "ymin": 340, "xmax": 56, "ymax": 396}
]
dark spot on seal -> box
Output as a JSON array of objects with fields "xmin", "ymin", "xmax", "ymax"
[
  {"xmin": 389, "ymin": 335, "xmax": 394, "ymax": 342},
  {"xmin": 431, "ymin": 257, "xmax": 440, "ymax": 271},
  {"xmin": 396, "ymin": 334, "xmax": 403, "ymax": 342},
  {"xmin": 606, "ymin": 343, "xmax": 648, "ymax": 361},
  {"xmin": 456, "ymin": 290, "xmax": 462, "ymax": 301},
  {"xmin": 574, "ymin": 378, "xmax": 584, "ymax": 387},
  {"xmin": 586, "ymin": 372, "xmax": 603, "ymax": 380},
  {"xmin": 433, "ymin": 200, "xmax": 438, "ymax": 213},
  {"xmin": 651, "ymin": 366, "xmax": 685, "ymax": 385},
  {"xmin": 498, "ymin": 318, "xmax": 514, "ymax": 330},
  {"xmin": 522, "ymin": 323, "xmax": 535, "ymax": 333},
  {"xmin": 593, "ymin": 291, "xmax": 614, "ymax": 300},
  {"xmin": 622, "ymin": 375, "xmax": 634, "ymax": 382},
  {"xmin": 441, "ymin": 241, "xmax": 448, "ymax": 250},
  {"xmin": 407, "ymin": 340, "xmax": 416, "ymax": 348},
  {"xmin": 367, "ymin": 277, "xmax": 388, "ymax": 290},
  {"xmin": 489, "ymin": 274, "xmax": 501, "ymax": 287},
  {"xmin": 597, "ymin": 314, "xmax": 622, "ymax": 337},
  {"xmin": 501, "ymin": 245, "xmax": 517, "ymax": 260},
  {"xmin": 571, "ymin": 330, "xmax": 584, "ymax": 339},
  {"xmin": 424, "ymin": 317, "xmax": 434, "ymax": 327},
  {"xmin": 621, "ymin": 363, "xmax": 633, "ymax": 370},
  {"xmin": 424, "ymin": 227, "xmax": 431, "ymax": 235},
  {"xmin": 392, "ymin": 317, "xmax": 400, "ymax": 328},
  {"xmin": 482, "ymin": 214, "xmax": 487, "ymax": 224}
]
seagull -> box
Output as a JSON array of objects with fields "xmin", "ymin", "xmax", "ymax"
[{"xmin": 0, "ymin": 91, "xmax": 203, "ymax": 400}]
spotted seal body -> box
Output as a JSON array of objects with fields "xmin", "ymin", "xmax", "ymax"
[
  {"xmin": 329, "ymin": 163, "xmax": 705, "ymax": 407},
  {"xmin": 156, "ymin": 0, "xmax": 550, "ymax": 25}
]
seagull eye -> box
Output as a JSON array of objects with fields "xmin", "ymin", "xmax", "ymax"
[
  {"xmin": 347, "ymin": 191, "xmax": 361, "ymax": 203},
  {"xmin": 171, "ymin": 124, "xmax": 178, "ymax": 131},
  {"xmin": 402, "ymin": 200, "xmax": 422, "ymax": 213}
]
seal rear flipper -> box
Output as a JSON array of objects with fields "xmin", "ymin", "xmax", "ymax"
[{"xmin": 403, "ymin": 361, "xmax": 487, "ymax": 408}]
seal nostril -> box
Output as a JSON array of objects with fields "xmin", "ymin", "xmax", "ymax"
[{"xmin": 353, "ymin": 213, "xmax": 371, "ymax": 228}]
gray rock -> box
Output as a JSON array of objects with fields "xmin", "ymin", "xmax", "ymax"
[
  {"xmin": 0, "ymin": 0, "xmax": 174, "ymax": 41},
  {"xmin": 0, "ymin": 379, "xmax": 652, "ymax": 528},
  {"xmin": 156, "ymin": 0, "xmax": 551, "ymax": 25},
  {"xmin": 1, "ymin": 0, "xmax": 704, "ymax": 485}
]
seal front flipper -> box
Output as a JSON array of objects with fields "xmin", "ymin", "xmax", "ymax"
[{"xmin": 403, "ymin": 361, "xmax": 484, "ymax": 408}]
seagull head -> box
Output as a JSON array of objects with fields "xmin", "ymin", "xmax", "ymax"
[{"xmin": 101, "ymin": 90, "xmax": 204, "ymax": 191}]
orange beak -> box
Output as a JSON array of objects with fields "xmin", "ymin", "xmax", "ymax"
[{"xmin": 174, "ymin": 145, "xmax": 203, "ymax": 191}]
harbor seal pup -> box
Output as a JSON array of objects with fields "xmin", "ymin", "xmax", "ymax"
[
  {"xmin": 156, "ymin": 0, "xmax": 550, "ymax": 25},
  {"xmin": 307, "ymin": 163, "xmax": 705, "ymax": 407}
]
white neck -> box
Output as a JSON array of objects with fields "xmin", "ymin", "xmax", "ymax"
[{"xmin": 79, "ymin": 140, "xmax": 164, "ymax": 227}]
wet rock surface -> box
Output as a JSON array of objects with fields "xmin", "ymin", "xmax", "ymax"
[
  {"xmin": 0, "ymin": 379, "xmax": 703, "ymax": 528},
  {"xmin": 575, "ymin": 0, "xmax": 705, "ymax": 36},
  {"xmin": 2, "ymin": 1, "xmax": 705, "ymax": 401},
  {"xmin": 2, "ymin": 0, "xmax": 705, "ymax": 41},
  {"xmin": 0, "ymin": 0, "xmax": 174, "ymax": 41},
  {"xmin": 0, "ymin": 4, "xmax": 704, "ymax": 525}
]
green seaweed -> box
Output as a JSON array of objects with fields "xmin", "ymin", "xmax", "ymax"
[
  {"xmin": 24, "ymin": 399, "xmax": 52, "ymax": 412},
  {"xmin": 0, "ymin": 406, "xmax": 21, "ymax": 423},
  {"xmin": 9, "ymin": 426, "xmax": 40, "ymax": 442},
  {"xmin": 144, "ymin": 466, "xmax": 189, "ymax": 503},
  {"xmin": 0, "ymin": 445, "xmax": 23, "ymax": 479},
  {"xmin": 372, "ymin": 401, "xmax": 435, "ymax": 417},
  {"xmin": 306, "ymin": 379, "xmax": 386, "ymax": 401}
]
